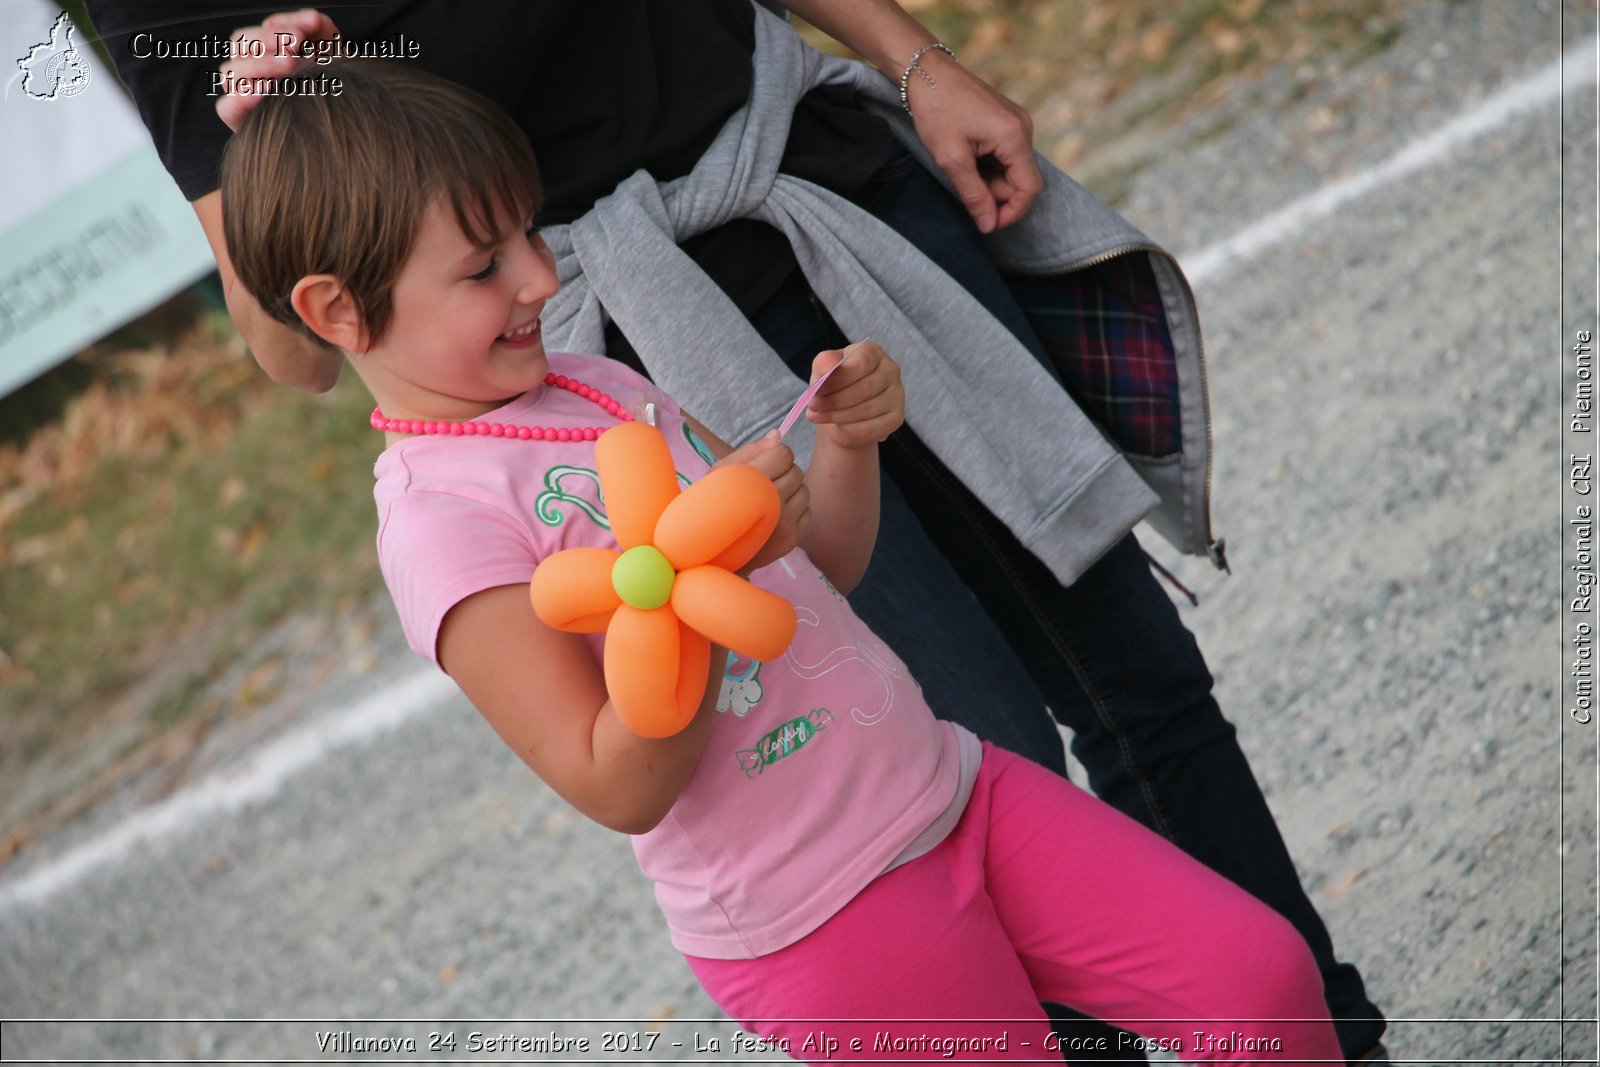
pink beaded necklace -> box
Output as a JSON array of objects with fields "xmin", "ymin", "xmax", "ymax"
[{"xmin": 369, "ymin": 373, "xmax": 634, "ymax": 441}]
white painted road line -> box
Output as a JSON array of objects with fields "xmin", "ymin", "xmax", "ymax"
[
  {"xmin": 0, "ymin": 668, "xmax": 455, "ymax": 910},
  {"xmin": 2, "ymin": 34, "xmax": 1595, "ymax": 914},
  {"xmin": 1182, "ymin": 35, "xmax": 1599, "ymax": 288}
]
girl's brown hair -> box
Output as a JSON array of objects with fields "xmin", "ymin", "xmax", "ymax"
[{"xmin": 221, "ymin": 60, "xmax": 542, "ymax": 344}]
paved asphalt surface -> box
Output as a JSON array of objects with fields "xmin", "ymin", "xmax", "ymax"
[{"xmin": 3, "ymin": 2, "xmax": 1598, "ymax": 1064}]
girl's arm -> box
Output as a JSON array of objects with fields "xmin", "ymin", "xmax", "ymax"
[
  {"xmin": 434, "ymin": 425, "xmax": 820, "ymax": 835},
  {"xmin": 437, "ymin": 584, "xmax": 723, "ymax": 836},
  {"xmin": 793, "ymin": 343, "xmax": 903, "ymax": 592}
]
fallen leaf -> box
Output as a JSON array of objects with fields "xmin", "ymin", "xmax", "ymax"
[
  {"xmin": 342, "ymin": 616, "xmax": 377, "ymax": 652},
  {"xmin": 219, "ymin": 476, "xmax": 246, "ymax": 507},
  {"xmin": 964, "ymin": 17, "xmax": 1015, "ymax": 62},
  {"xmin": 238, "ymin": 657, "xmax": 285, "ymax": 707},
  {"xmin": 541, "ymin": 809, "xmax": 579, "ymax": 838},
  {"xmin": 1, "ymin": 830, "xmax": 30, "ymax": 862},
  {"xmin": 1203, "ymin": 16, "xmax": 1246, "ymax": 57},
  {"xmin": 1322, "ymin": 867, "xmax": 1370, "ymax": 898},
  {"xmin": 1051, "ymin": 133, "xmax": 1086, "ymax": 167},
  {"xmin": 307, "ymin": 449, "xmax": 338, "ymax": 483},
  {"xmin": 238, "ymin": 524, "xmax": 269, "ymax": 563},
  {"xmin": 1139, "ymin": 24, "xmax": 1177, "ymax": 62}
]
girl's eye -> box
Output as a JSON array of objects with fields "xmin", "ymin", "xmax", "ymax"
[{"xmin": 467, "ymin": 218, "xmax": 539, "ymax": 281}]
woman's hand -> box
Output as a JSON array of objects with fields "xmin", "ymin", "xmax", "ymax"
[
  {"xmin": 904, "ymin": 48, "xmax": 1043, "ymax": 234},
  {"xmin": 717, "ymin": 434, "xmax": 812, "ymax": 571},
  {"xmin": 215, "ymin": 8, "xmax": 341, "ymax": 131},
  {"xmin": 771, "ymin": 1, "xmax": 1043, "ymax": 232},
  {"xmin": 806, "ymin": 341, "xmax": 905, "ymax": 450}
]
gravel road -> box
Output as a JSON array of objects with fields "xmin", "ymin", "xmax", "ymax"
[{"xmin": 3, "ymin": 3, "xmax": 1597, "ymax": 1064}]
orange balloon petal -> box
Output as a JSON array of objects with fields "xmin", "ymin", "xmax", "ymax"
[
  {"xmin": 605, "ymin": 604, "xmax": 693, "ymax": 739},
  {"xmin": 529, "ymin": 547, "xmax": 621, "ymax": 633},
  {"xmin": 672, "ymin": 566, "xmax": 796, "ymax": 663},
  {"xmin": 654, "ymin": 463, "xmax": 780, "ymax": 572},
  {"xmin": 597, "ymin": 423, "xmax": 680, "ymax": 550},
  {"xmin": 534, "ymin": 424, "xmax": 795, "ymax": 740},
  {"xmin": 674, "ymin": 621, "xmax": 712, "ymax": 724}
]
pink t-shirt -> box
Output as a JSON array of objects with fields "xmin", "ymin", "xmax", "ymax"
[{"xmin": 374, "ymin": 353, "xmax": 970, "ymax": 958}]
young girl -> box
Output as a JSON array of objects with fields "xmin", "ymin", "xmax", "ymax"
[{"xmin": 221, "ymin": 61, "xmax": 1342, "ymax": 1064}]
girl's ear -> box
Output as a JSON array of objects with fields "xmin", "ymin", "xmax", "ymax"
[{"xmin": 291, "ymin": 275, "xmax": 370, "ymax": 353}]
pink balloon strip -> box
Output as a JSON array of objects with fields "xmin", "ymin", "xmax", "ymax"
[{"xmin": 776, "ymin": 359, "xmax": 845, "ymax": 439}]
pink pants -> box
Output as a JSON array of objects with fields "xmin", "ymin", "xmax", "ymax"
[{"xmin": 687, "ymin": 743, "xmax": 1342, "ymax": 1065}]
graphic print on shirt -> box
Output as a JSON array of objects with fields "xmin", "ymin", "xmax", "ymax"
[
  {"xmin": 682, "ymin": 423, "xmax": 717, "ymax": 470},
  {"xmin": 736, "ymin": 709, "xmax": 834, "ymax": 778},
  {"xmin": 532, "ymin": 461, "xmax": 693, "ymax": 530},
  {"xmin": 534, "ymin": 465, "xmax": 609, "ymax": 530},
  {"xmin": 718, "ymin": 654, "xmax": 765, "ymax": 717},
  {"xmin": 783, "ymin": 574, "xmax": 906, "ymax": 727}
]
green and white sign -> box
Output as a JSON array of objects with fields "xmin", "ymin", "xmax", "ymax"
[{"xmin": 2, "ymin": 2, "xmax": 216, "ymax": 398}]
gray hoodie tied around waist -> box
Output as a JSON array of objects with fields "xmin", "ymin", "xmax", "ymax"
[{"xmin": 541, "ymin": 2, "xmax": 1216, "ymax": 586}]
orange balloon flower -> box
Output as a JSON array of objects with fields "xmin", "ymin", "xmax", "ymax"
[{"xmin": 529, "ymin": 422, "xmax": 798, "ymax": 738}]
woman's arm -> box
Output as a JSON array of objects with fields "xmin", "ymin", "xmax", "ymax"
[
  {"xmin": 437, "ymin": 584, "xmax": 723, "ymax": 836},
  {"xmin": 774, "ymin": 0, "xmax": 1042, "ymax": 233},
  {"xmin": 192, "ymin": 191, "xmax": 344, "ymax": 393},
  {"xmin": 192, "ymin": 9, "xmax": 346, "ymax": 392}
]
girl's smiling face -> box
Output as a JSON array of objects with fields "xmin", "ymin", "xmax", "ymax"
[{"xmin": 356, "ymin": 196, "xmax": 559, "ymax": 424}]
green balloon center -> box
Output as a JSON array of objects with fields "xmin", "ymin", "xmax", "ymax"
[{"xmin": 612, "ymin": 545, "xmax": 676, "ymax": 610}]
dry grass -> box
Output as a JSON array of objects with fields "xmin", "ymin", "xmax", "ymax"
[{"xmin": 0, "ymin": 294, "xmax": 383, "ymax": 845}]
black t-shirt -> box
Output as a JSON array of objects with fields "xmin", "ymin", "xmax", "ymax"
[{"xmin": 80, "ymin": 1, "xmax": 895, "ymax": 315}]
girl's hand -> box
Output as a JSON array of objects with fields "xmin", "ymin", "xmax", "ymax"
[
  {"xmin": 215, "ymin": 8, "xmax": 341, "ymax": 131},
  {"xmin": 717, "ymin": 433, "xmax": 812, "ymax": 570},
  {"xmin": 806, "ymin": 341, "xmax": 905, "ymax": 450}
]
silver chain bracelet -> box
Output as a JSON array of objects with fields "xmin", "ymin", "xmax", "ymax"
[{"xmin": 898, "ymin": 41, "xmax": 956, "ymax": 117}]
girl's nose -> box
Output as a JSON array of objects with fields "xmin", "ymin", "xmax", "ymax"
[{"xmin": 515, "ymin": 235, "xmax": 560, "ymax": 305}]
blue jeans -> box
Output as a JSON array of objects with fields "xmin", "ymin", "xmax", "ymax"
[{"xmin": 744, "ymin": 147, "xmax": 1385, "ymax": 1064}]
